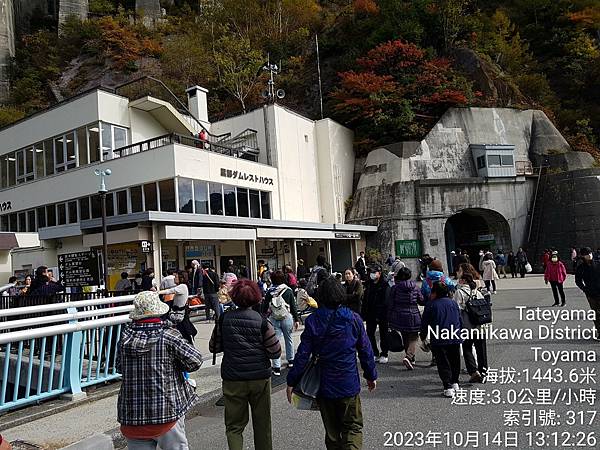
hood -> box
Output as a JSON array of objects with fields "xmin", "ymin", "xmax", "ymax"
[
  {"xmin": 120, "ymin": 323, "xmax": 163, "ymax": 354},
  {"xmin": 315, "ymin": 306, "xmax": 354, "ymax": 333},
  {"xmin": 394, "ymin": 280, "xmax": 417, "ymax": 291}
]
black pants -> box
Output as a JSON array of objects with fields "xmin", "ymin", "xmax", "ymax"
[
  {"xmin": 366, "ymin": 318, "xmax": 388, "ymax": 357},
  {"xmin": 510, "ymin": 265, "xmax": 517, "ymax": 278},
  {"xmin": 204, "ymin": 293, "xmax": 221, "ymax": 320},
  {"xmin": 484, "ymin": 280, "xmax": 496, "ymax": 292},
  {"xmin": 432, "ymin": 345, "xmax": 461, "ymax": 389},
  {"xmin": 519, "ymin": 263, "xmax": 526, "ymax": 278},
  {"xmin": 462, "ymin": 337, "xmax": 488, "ymax": 376},
  {"xmin": 550, "ymin": 281, "xmax": 566, "ymax": 305}
]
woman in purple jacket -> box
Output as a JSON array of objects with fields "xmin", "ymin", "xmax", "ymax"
[
  {"xmin": 387, "ymin": 267, "xmax": 423, "ymax": 370},
  {"xmin": 286, "ymin": 276, "xmax": 377, "ymax": 449}
]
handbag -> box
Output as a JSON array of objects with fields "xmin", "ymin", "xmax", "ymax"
[
  {"xmin": 293, "ymin": 309, "xmax": 338, "ymax": 403},
  {"xmin": 465, "ymin": 291, "xmax": 493, "ymax": 326},
  {"xmin": 387, "ymin": 328, "xmax": 404, "ymax": 352},
  {"xmin": 525, "ymin": 262, "xmax": 533, "ymax": 273}
]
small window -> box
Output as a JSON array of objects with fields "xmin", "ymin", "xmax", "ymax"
[
  {"xmin": 249, "ymin": 190, "xmax": 260, "ymax": 218},
  {"xmin": 34, "ymin": 142, "xmax": 44, "ymax": 178},
  {"xmin": 117, "ymin": 190, "xmax": 128, "ymax": 215},
  {"xmin": 27, "ymin": 210, "xmax": 36, "ymax": 231},
  {"xmin": 54, "ymin": 136, "xmax": 65, "ymax": 171},
  {"xmin": 17, "ymin": 212, "xmax": 26, "ymax": 232},
  {"xmin": 101, "ymin": 122, "xmax": 112, "ymax": 159},
  {"xmin": 105, "ymin": 193, "xmax": 114, "ymax": 216},
  {"xmin": 130, "ymin": 186, "xmax": 143, "ymax": 213},
  {"xmin": 144, "ymin": 183, "xmax": 158, "ymax": 211},
  {"xmin": 7, "ymin": 152, "xmax": 16, "ymax": 186},
  {"xmin": 57, "ymin": 203, "xmax": 67, "ymax": 225},
  {"xmin": 178, "ymin": 178, "xmax": 193, "ymax": 213},
  {"xmin": 79, "ymin": 197, "xmax": 90, "ymax": 221},
  {"xmin": 194, "ymin": 181, "xmax": 208, "ymax": 214},
  {"xmin": 209, "ymin": 183, "xmax": 223, "ymax": 215},
  {"xmin": 1, "ymin": 155, "xmax": 7, "ymax": 188},
  {"xmin": 65, "ymin": 132, "xmax": 76, "ymax": 169},
  {"xmin": 237, "ymin": 188, "xmax": 249, "ymax": 217},
  {"xmin": 44, "ymin": 139, "xmax": 54, "ymax": 176},
  {"xmin": 77, "ymin": 127, "xmax": 88, "ymax": 166},
  {"xmin": 1, "ymin": 215, "xmax": 8, "ymax": 231},
  {"xmin": 9, "ymin": 213, "xmax": 17, "ymax": 232},
  {"xmin": 159, "ymin": 179, "xmax": 176, "ymax": 212},
  {"xmin": 476, "ymin": 155, "xmax": 486, "ymax": 169},
  {"xmin": 260, "ymin": 191, "xmax": 271, "ymax": 219},
  {"xmin": 501, "ymin": 155, "xmax": 514, "ymax": 166},
  {"xmin": 88, "ymin": 124, "xmax": 100, "ymax": 163},
  {"xmin": 68, "ymin": 201, "xmax": 78, "ymax": 224},
  {"xmin": 487, "ymin": 155, "xmax": 501, "ymax": 166},
  {"xmin": 113, "ymin": 126, "xmax": 127, "ymax": 150},
  {"xmin": 223, "ymin": 185, "xmax": 236, "ymax": 216},
  {"xmin": 37, "ymin": 207, "xmax": 46, "ymax": 228},
  {"xmin": 91, "ymin": 195, "xmax": 102, "ymax": 219},
  {"xmin": 46, "ymin": 205, "xmax": 56, "ymax": 226}
]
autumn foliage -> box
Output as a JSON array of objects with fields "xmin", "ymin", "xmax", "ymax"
[{"xmin": 333, "ymin": 40, "xmax": 473, "ymax": 147}]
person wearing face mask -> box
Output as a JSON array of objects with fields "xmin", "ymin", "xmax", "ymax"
[
  {"xmin": 362, "ymin": 265, "xmax": 390, "ymax": 363},
  {"xmin": 343, "ymin": 268, "xmax": 363, "ymax": 314},
  {"xmin": 544, "ymin": 251, "xmax": 567, "ymax": 307},
  {"xmin": 575, "ymin": 247, "xmax": 600, "ymax": 338}
]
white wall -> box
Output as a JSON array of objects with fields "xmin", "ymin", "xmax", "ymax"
[
  {"xmin": 98, "ymin": 91, "xmax": 130, "ymax": 128},
  {"xmin": 128, "ymin": 108, "xmax": 167, "ymax": 144}
]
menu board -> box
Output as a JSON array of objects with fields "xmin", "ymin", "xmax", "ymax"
[{"xmin": 58, "ymin": 250, "xmax": 101, "ymax": 288}]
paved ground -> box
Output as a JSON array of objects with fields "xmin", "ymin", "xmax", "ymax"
[{"xmin": 184, "ymin": 275, "xmax": 600, "ymax": 449}]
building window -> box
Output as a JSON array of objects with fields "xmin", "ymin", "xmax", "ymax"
[
  {"xmin": 476, "ymin": 155, "xmax": 486, "ymax": 169},
  {"xmin": 77, "ymin": 127, "xmax": 88, "ymax": 166},
  {"xmin": 223, "ymin": 185, "xmax": 237, "ymax": 216},
  {"xmin": 57, "ymin": 203, "xmax": 67, "ymax": 225},
  {"xmin": 54, "ymin": 136, "xmax": 65, "ymax": 172},
  {"xmin": 27, "ymin": 210, "xmax": 36, "ymax": 232},
  {"xmin": 237, "ymin": 188, "xmax": 249, "ymax": 217},
  {"xmin": 88, "ymin": 124, "xmax": 101, "ymax": 163},
  {"xmin": 91, "ymin": 195, "xmax": 102, "ymax": 219},
  {"xmin": 130, "ymin": 186, "xmax": 143, "ymax": 213},
  {"xmin": 79, "ymin": 197, "xmax": 90, "ymax": 221},
  {"xmin": 44, "ymin": 139, "xmax": 54, "ymax": 176},
  {"xmin": 101, "ymin": 122, "xmax": 128, "ymax": 160},
  {"xmin": 46, "ymin": 204, "xmax": 56, "ymax": 226},
  {"xmin": 1, "ymin": 215, "xmax": 8, "ymax": 231},
  {"xmin": 249, "ymin": 189, "xmax": 260, "ymax": 218},
  {"xmin": 144, "ymin": 183, "xmax": 158, "ymax": 211},
  {"xmin": 487, "ymin": 155, "xmax": 501, "ymax": 167},
  {"xmin": 178, "ymin": 178, "xmax": 193, "ymax": 213},
  {"xmin": 7, "ymin": 152, "xmax": 16, "ymax": 186},
  {"xmin": 114, "ymin": 126, "xmax": 127, "ymax": 150},
  {"xmin": 1, "ymin": 155, "xmax": 7, "ymax": 188},
  {"xmin": 116, "ymin": 190, "xmax": 128, "ymax": 215},
  {"xmin": 37, "ymin": 207, "xmax": 46, "ymax": 228},
  {"xmin": 9, "ymin": 213, "xmax": 17, "ymax": 232},
  {"xmin": 106, "ymin": 193, "xmax": 114, "ymax": 216},
  {"xmin": 17, "ymin": 212, "xmax": 26, "ymax": 232},
  {"xmin": 501, "ymin": 155, "xmax": 514, "ymax": 166},
  {"xmin": 68, "ymin": 201, "xmax": 78, "ymax": 224},
  {"xmin": 159, "ymin": 179, "xmax": 176, "ymax": 212},
  {"xmin": 194, "ymin": 180, "xmax": 208, "ymax": 214},
  {"xmin": 209, "ymin": 183, "xmax": 223, "ymax": 215},
  {"xmin": 101, "ymin": 122, "xmax": 112, "ymax": 160},
  {"xmin": 54, "ymin": 133, "xmax": 76, "ymax": 172},
  {"xmin": 260, "ymin": 191, "xmax": 271, "ymax": 219},
  {"xmin": 34, "ymin": 142, "xmax": 44, "ymax": 178}
]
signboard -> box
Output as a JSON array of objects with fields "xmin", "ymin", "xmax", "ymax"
[
  {"xmin": 185, "ymin": 245, "xmax": 215, "ymax": 258},
  {"xmin": 220, "ymin": 168, "xmax": 274, "ymax": 186},
  {"xmin": 58, "ymin": 250, "xmax": 101, "ymax": 288},
  {"xmin": 395, "ymin": 239, "xmax": 422, "ymax": 259},
  {"xmin": 141, "ymin": 240, "xmax": 153, "ymax": 254},
  {"xmin": 478, "ymin": 234, "xmax": 495, "ymax": 242},
  {"xmin": 334, "ymin": 232, "xmax": 361, "ymax": 239}
]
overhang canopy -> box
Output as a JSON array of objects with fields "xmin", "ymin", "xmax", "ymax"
[{"xmin": 129, "ymin": 96, "xmax": 196, "ymax": 135}]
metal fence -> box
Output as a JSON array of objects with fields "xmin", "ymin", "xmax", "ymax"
[{"xmin": 0, "ymin": 295, "xmax": 134, "ymax": 413}]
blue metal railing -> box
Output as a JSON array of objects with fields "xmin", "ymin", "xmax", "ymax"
[{"xmin": 0, "ymin": 296, "xmax": 134, "ymax": 413}]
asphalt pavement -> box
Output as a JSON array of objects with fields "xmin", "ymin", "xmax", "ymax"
[{"xmin": 184, "ymin": 275, "xmax": 600, "ymax": 450}]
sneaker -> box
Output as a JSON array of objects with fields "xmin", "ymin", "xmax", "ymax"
[
  {"xmin": 493, "ymin": 291, "xmax": 497, "ymax": 294},
  {"xmin": 403, "ymin": 357, "xmax": 414, "ymax": 370},
  {"xmin": 443, "ymin": 389, "xmax": 455, "ymax": 398},
  {"xmin": 469, "ymin": 371, "xmax": 483, "ymax": 383},
  {"xmin": 451, "ymin": 383, "xmax": 459, "ymax": 391},
  {"xmin": 287, "ymin": 360, "xmax": 294, "ymax": 369},
  {"xmin": 272, "ymin": 368, "xmax": 281, "ymax": 376},
  {"xmin": 378, "ymin": 356, "xmax": 389, "ymax": 364}
]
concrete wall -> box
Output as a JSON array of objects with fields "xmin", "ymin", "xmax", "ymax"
[
  {"xmin": 0, "ymin": 0, "xmax": 15, "ymax": 102},
  {"xmin": 58, "ymin": 0, "xmax": 88, "ymax": 26}
]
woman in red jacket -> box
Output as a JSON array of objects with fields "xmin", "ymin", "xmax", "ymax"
[{"xmin": 545, "ymin": 251, "xmax": 567, "ymax": 306}]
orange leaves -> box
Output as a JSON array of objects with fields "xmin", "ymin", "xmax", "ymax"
[{"xmin": 353, "ymin": 0, "xmax": 380, "ymax": 15}]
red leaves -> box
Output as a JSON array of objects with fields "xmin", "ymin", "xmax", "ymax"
[{"xmin": 357, "ymin": 40, "xmax": 425, "ymax": 71}]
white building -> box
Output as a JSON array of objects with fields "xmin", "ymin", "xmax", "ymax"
[{"xmin": 0, "ymin": 79, "xmax": 374, "ymax": 288}]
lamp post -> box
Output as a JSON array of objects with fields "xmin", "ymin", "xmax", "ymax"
[{"xmin": 94, "ymin": 168, "xmax": 111, "ymax": 292}]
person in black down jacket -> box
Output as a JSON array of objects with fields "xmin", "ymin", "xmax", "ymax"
[
  {"xmin": 387, "ymin": 267, "xmax": 423, "ymax": 370},
  {"xmin": 362, "ymin": 265, "xmax": 390, "ymax": 364},
  {"xmin": 343, "ymin": 268, "xmax": 363, "ymax": 314},
  {"xmin": 209, "ymin": 279, "xmax": 281, "ymax": 450}
]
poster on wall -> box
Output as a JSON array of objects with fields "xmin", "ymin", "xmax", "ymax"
[
  {"xmin": 395, "ymin": 239, "xmax": 422, "ymax": 258},
  {"xmin": 58, "ymin": 250, "xmax": 101, "ymax": 288}
]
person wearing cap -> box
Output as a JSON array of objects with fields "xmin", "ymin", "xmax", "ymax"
[
  {"xmin": 362, "ymin": 264, "xmax": 390, "ymax": 363},
  {"xmin": 544, "ymin": 251, "xmax": 567, "ymax": 306},
  {"xmin": 117, "ymin": 291, "xmax": 203, "ymax": 449},
  {"xmin": 575, "ymin": 247, "xmax": 600, "ymax": 337}
]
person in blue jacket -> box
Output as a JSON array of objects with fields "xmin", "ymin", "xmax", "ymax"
[
  {"xmin": 420, "ymin": 280, "xmax": 463, "ymax": 398},
  {"xmin": 286, "ymin": 276, "xmax": 377, "ymax": 449},
  {"xmin": 421, "ymin": 259, "xmax": 457, "ymax": 303}
]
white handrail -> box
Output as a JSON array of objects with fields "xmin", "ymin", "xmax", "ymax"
[
  {"xmin": 0, "ymin": 295, "xmax": 136, "ymax": 318},
  {"xmin": 0, "ymin": 314, "xmax": 132, "ymax": 344},
  {"xmin": 0, "ymin": 305, "xmax": 134, "ymax": 330}
]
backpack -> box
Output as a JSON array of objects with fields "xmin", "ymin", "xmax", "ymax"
[
  {"xmin": 270, "ymin": 286, "xmax": 291, "ymax": 320},
  {"xmin": 286, "ymin": 272, "xmax": 298, "ymax": 287},
  {"xmin": 306, "ymin": 267, "xmax": 324, "ymax": 297},
  {"xmin": 465, "ymin": 289, "xmax": 492, "ymax": 326}
]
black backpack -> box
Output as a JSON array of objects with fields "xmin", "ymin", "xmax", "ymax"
[{"xmin": 465, "ymin": 290, "xmax": 492, "ymax": 326}]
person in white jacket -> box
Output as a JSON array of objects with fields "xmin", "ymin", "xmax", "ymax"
[{"xmin": 481, "ymin": 253, "xmax": 498, "ymax": 294}]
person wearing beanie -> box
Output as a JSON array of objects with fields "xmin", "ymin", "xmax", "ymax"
[
  {"xmin": 117, "ymin": 291, "xmax": 203, "ymax": 449},
  {"xmin": 421, "ymin": 259, "xmax": 457, "ymax": 304},
  {"xmin": 544, "ymin": 251, "xmax": 567, "ymax": 306}
]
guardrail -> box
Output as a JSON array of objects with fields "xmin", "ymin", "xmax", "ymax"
[{"xmin": 0, "ymin": 295, "xmax": 134, "ymax": 413}]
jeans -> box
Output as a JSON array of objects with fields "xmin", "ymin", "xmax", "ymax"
[
  {"xmin": 462, "ymin": 337, "xmax": 488, "ymax": 375},
  {"xmin": 366, "ymin": 318, "xmax": 389, "ymax": 357},
  {"xmin": 550, "ymin": 281, "xmax": 566, "ymax": 305},
  {"xmin": 271, "ymin": 315, "xmax": 294, "ymax": 368},
  {"xmin": 318, "ymin": 395, "xmax": 363, "ymax": 450},
  {"xmin": 484, "ymin": 280, "xmax": 497, "ymax": 292},
  {"xmin": 223, "ymin": 378, "xmax": 272, "ymax": 450},
  {"xmin": 125, "ymin": 416, "xmax": 188, "ymax": 449},
  {"xmin": 432, "ymin": 344, "xmax": 461, "ymax": 389},
  {"xmin": 204, "ymin": 293, "xmax": 221, "ymax": 320}
]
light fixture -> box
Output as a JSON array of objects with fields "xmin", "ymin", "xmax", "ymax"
[
  {"xmin": 69, "ymin": 155, "xmax": 76, "ymax": 159},
  {"xmin": 89, "ymin": 127, "xmax": 99, "ymax": 132},
  {"xmin": 35, "ymin": 148, "xmax": 43, "ymax": 153},
  {"xmin": 57, "ymin": 137, "xmax": 64, "ymax": 143},
  {"xmin": 7, "ymin": 157, "xmax": 15, "ymax": 162}
]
